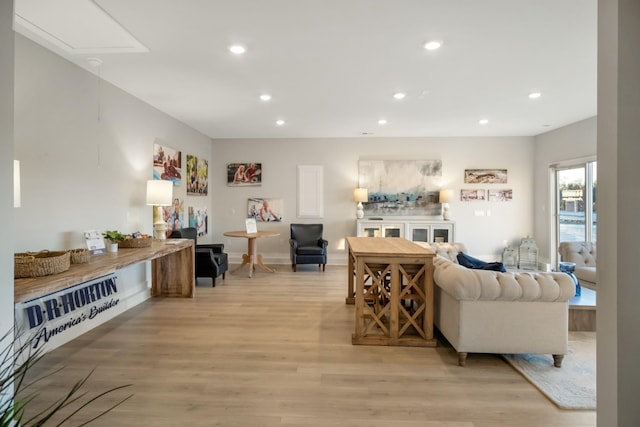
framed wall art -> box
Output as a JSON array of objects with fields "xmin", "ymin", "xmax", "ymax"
[
  {"xmin": 153, "ymin": 143, "xmax": 182, "ymax": 186},
  {"xmin": 460, "ymin": 189, "xmax": 487, "ymax": 201},
  {"xmin": 186, "ymin": 155, "xmax": 208, "ymax": 195},
  {"xmin": 488, "ymin": 189, "xmax": 513, "ymax": 201},
  {"xmin": 464, "ymin": 169, "xmax": 507, "ymax": 184},
  {"xmin": 227, "ymin": 162, "xmax": 262, "ymax": 186},
  {"xmin": 358, "ymin": 159, "xmax": 442, "ymax": 216},
  {"xmin": 247, "ymin": 198, "xmax": 282, "ymax": 222}
]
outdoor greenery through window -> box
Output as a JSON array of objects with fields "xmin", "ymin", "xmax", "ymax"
[{"xmin": 556, "ymin": 161, "xmax": 597, "ymax": 243}]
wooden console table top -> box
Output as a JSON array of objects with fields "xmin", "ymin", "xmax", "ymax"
[{"xmin": 15, "ymin": 239, "xmax": 194, "ymax": 303}]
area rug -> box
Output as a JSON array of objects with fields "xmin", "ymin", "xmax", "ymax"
[{"xmin": 502, "ymin": 332, "xmax": 596, "ymax": 410}]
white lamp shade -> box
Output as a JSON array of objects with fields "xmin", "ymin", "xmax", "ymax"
[
  {"xmin": 14, "ymin": 160, "xmax": 21, "ymax": 208},
  {"xmin": 146, "ymin": 180, "xmax": 173, "ymax": 206},
  {"xmin": 353, "ymin": 188, "xmax": 368, "ymax": 203},
  {"xmin": 439, "ymin": 189, "xmax": 453, "ymax": 204}
]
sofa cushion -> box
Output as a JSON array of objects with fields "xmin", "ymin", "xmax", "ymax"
[
  {"xmin": 456, "ymin": 252, "xmax": 506, "ymax": 272},
  {"xmin": 558, "ymin": 242, "xmax": 596, "ymax": 268},
  {"xmin": 433, "ymin": 257, "xmax": 575, "ymax": 303}
]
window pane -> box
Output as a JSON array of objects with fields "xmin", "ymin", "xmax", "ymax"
[
  {"xmin": 591, "ymin": 162, "xmax": 597, "ymax": 241},
  {"xmin": 558, "ymin": 167, "xmax": 586, "ymax": 242}
]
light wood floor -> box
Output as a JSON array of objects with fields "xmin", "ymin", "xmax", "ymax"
[{"xmin": 21, "ymin": 264, "xmax": 596, "ymax": 427}]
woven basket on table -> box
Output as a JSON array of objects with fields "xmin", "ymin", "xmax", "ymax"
[
  {"xmin": 68, "ymin": 248, "xmax": 90, "ymax": 264},
  {"xmin": 118, "ymin": 238, "xmax": 153, "ymax": 248},
  {"xmin": 14, "ymin": 250, "xmax": 71, "ymax": 278}
]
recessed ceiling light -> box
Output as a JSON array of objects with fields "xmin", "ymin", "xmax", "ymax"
[
  {"xmin": 393, "ymin": 92, "xmax": 406, "ymax": 100},
  {"xmin": 528, "ymin": 91, "xmax": 542, "ymax": 99},
  {"xmin": 424, "ymin": 40, "xmax": 442, "ymax": 51},
  {"xmin": 378, "ymin": 119, "xmax": 387, "ymax": 125},
  {"xmin": 229, "ymin": 45, "xmax": 246, "ymax": 54},
  {"xmin": 479, "ymin": 119, "xmax": 489, "ymax": 125},
  {"xmin": 259, "ymin": 94, "xmax": 272, "ymax": 101},
  {"xmin": 275, "ymin": 119, "xmax": 285, "ymax": 126},
  {"xmin": 87, "ymin": 57, "xmax": 103, "ymax": 67}
]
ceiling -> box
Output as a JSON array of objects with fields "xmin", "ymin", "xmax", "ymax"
[{"xmin": 13, "ymin": 0, "xmax": 597, "ymax": 139}]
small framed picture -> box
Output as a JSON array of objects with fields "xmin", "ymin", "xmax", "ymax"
[
  {"xmin": 488, "ymin": 189, "xmax": 513, "ymax": 201},
  {"xmin": 460, "ymin": 189, "xmax": 487, "ymax": 201}
]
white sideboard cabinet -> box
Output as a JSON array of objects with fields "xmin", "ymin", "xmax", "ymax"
[{"xmin": 356, "ymin": 217, "xmax": 455, "ymax": 243}]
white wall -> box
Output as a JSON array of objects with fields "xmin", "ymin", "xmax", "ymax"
[
  {"xmin": 14, "ymin": 35, "xmax": 214, "ymax": 252},
  {"xmin": 1, "ymin": 0, "xmax": 15, "ymax": 337},
  {"xmin": 212, "ymin": 136, "xmax": 535, "ymax": 264},
  {"xmin": 533, "ymin": 117, "xmax": 597, "ymax": 264}
]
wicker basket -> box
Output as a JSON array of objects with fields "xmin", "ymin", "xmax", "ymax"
[
  {"xmin": 68, "ymin": 248, "xmax": 90, "ymax": 264},
  {"xmin": 118, "ymin": 238, "xmax": 153, "ymax": 248},
  {"xmin": 14, "ymin": 250, "xmax": 71, "ymax": 278}
]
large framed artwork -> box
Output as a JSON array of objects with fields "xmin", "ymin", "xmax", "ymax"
[
  {"xmin": 227, "ymin": 163, "xmax": 262, "ymax": 186},
  {"xmin": 358, "ymin": 159, "xmax": 442, "ymax": 216},
  {"xmin": 153, "ymin": 143, "xmax": 182, "ymax": 186}
]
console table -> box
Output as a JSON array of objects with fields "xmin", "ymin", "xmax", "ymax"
[
  {"xmin": 346, "ymin": 237, "xmax": 437, "ymax": 347},
  {"xmin": 14, "ymin": 239, "xmax": 195, "ymax": 303}
]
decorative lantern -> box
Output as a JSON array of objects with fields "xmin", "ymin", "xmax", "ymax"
[
  {"xmin": 502, "ymin": 246, "xmax": 518, "ymax": 268},
  {"xmin": 518, "ymin": 237, "xmax": 538, "ymax": 270}
]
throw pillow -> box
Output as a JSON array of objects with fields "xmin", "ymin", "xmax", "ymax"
[{"xmin": 456, "ymin": 252, "xmax": 507, "ymax": 272}]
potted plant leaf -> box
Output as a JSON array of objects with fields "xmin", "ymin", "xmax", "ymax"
[
  {"xmin": 1, "ymin": 327, "xmax": 133, "ymax": 425},
  {"xmin": 102, "ymin": 231, "xmax": 125, "ymax": 253}
]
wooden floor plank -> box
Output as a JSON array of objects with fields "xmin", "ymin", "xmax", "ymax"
[{"xmin": 19, "ymin": 265, "xmax": 596, "ymax": 426}]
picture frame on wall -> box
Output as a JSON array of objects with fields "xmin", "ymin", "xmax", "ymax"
[
  {"xmin": 247, "ymin": 198, "xmax": 282, "ymax": 222},
  {"xmin": 153, "ymin": 143, "xmax": 182, "ymax": 186},
  {"xmin": 186, "ymin": 155, "xmax": 208, "ymax": 195},
  {"xmin": 488, "ymin": 189, "xmax": 513, "ymax": 201},
  {"xmin": 227, "ymin": 162, "xmax": 262, "ymax": 186},
  {"xmin": 464, "ymin": 169, "xmax": 507, "ymax": 184},
  {"xmin": 460, "ymin": 189, "xmax": 487, "ymax": 201}
]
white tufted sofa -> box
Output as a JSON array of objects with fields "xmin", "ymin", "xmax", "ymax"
[
  {"xmin": 558, "ymin": 241, "xmax": 597, "ymax": 289},
  {"xmin": 417, "ymin": 242, "xmax": 575, "ymax": 367}
]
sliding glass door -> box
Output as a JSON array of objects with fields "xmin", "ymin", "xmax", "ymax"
[{"xmin": 555, "ymin": 161, "xmax": 597, "ymax": 244}]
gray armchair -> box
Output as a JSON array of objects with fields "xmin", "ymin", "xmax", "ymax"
[{"xmin": 289, "ymin": 223, "xmax": 328, "ymax": 272}]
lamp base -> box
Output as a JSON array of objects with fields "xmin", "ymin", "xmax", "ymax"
[
  {"xmin": 442, "ymin": 204, "xmax": 451, "ymax": 221},
  {"xmin": 153, "ymin": 205, "xmax": 167, "ymax": 240},
  {"xmin": 356, "ymin": 202, "xmax": 364, "ymax": 219}
]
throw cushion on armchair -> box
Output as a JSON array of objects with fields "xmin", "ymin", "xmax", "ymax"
[{"xmin": 456, "ymin": 252, "xmax": 507, "ymax": 272}]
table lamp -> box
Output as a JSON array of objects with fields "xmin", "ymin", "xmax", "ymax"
[
  {"xmin": 353, "ymin": 188, "xmax": 368, "ymax": 219},
  {"xmin": 439, "ymin": 189, "xmax": 453, "ymax": 220},
  {"xmin": 146, "ymin": 180, "xmax": 173, "ymax": 240}
]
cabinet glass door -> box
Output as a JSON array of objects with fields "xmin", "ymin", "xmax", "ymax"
[
  {"xmin": 362, "ymin": 226, "xmax": 381, "ymax": 237},
  {"xmin": 432, "ymin": 225, "xmax": 452, "ymax": 243},
  {"xmin": 409, "ymin": 226, "xmax": 429, "ymax": 242},
  {"xmin": 382, "ymin": 225, "xmax": 402, "ymax": 238}
]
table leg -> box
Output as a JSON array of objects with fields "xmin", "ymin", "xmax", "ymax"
[
  {"xmin": 256, "ymin": 254, "xmax": 275, "ymax": 273},
  {"xmin": 231, "ymin": 253, "xmax": 251, "ymax": 274},
  {"xmin": 346, "ymin": 249, "xmax": 355, "ymax": 304}
]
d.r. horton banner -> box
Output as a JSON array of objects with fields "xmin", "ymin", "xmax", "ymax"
[{"xmin": 16, "ymin": 274, "xmax": 121, "ymax": 350}]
